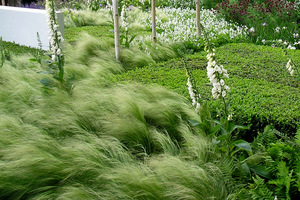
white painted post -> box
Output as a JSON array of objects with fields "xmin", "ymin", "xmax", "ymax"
[
  {"xmin": 151, "ymin": 0, "xmax": 156, "ymax": 43},
  {"xmin": 112, "ymin": 0, "xmax": 120, "ymax": 61},
  {"xmin": 196, "ymin": 0, "xmax": 201, "ymax": 38}
]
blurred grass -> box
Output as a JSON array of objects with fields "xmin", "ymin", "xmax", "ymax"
[{"xmin": 65, "ymin": 25, "xmax": 114, "ymax": 44}]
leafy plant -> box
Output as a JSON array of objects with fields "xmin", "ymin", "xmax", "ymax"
[
  {"xmin": 216, "ymin": 0, "xmax": 299, "ymax": 45},
  {"xmin": 29, "ymin": 33, "xmax": 44, "ymax": 68},
  {"xmin": 0, "ymin": 37, "xmax": 11, "ymax": 68}
]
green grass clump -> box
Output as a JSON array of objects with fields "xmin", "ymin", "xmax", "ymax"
[
  {"xmin": 64, "ymin": 25, "xmax": 114, "ymax": 44},
  {"xmin": 0, "ymin": 38, "xmax": 241, "ymax": 199},
  {"xmin": 1, "ymin": 41, "xmax": 38, "ymax": 56},
  {"xmin": 63, "ymin": 8, "xmax": 112, "ymax": 28}
]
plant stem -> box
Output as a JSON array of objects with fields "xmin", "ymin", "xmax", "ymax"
[
  {"xmin": 152, "ymin": 0, "xmax": 157, "ymax": 43},
  {"xmin": 112, "ymin": 0, "xmax": 120, "ymax": 60}
]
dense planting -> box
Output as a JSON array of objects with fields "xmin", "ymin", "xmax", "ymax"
[
  {"xmin": 216, "ymin": 0, "xmax": 300, "ymax": 47},
  {"xmin": 1, "ymin": 0, "xmax": 300, "ymax": 199}
]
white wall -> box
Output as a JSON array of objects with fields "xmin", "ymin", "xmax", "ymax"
[{"xmin": 0, "ymin": 6, "xmax": 64, "ymax": 50}]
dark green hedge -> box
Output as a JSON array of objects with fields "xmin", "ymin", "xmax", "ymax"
[{"xmin": 112, "ymin": 43, "xmax": 300, "ymax": 137}]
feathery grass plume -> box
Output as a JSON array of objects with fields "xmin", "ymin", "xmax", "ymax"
[
  {"xmin": 0, "ymin": 24, "xmax": 238, "ymax": 199},
  {"xmin": 0, "ymin": 121, "xmax": 135, "ymax": 199},
  {"xmin": 64, "ymin": 34, "xmax": 122, "ymax": 82},
  {"xmin": 182, "ymin": 132, "xmax": 211, "ymax": 162},
  {"xmin": 71, "ymin": 82, "xmax": 199, "ymax": 155},
  {"xmin": 63, "ymin": 8, "xmax": 111, "ymax": 27},
  {"xmin": 0, "ymin": 58, "xmax": 44, "ymax": 115},
  {"xmin": 66, "ymin": 33, "xmax": 115, "ymax": 64},
  {"xmin": 0, "ymin": 125, "xmax": 65, "ymax": 199},
  {"xmin": 148, "ymin": 155, "xmax": 230, "ymax": 199},
  {"xmin": 104, "ymin": 163, "xmax": 166, "ymax": 199},
  {"xmin": 119, "ymin": 47, "xmax": 155, "ymax": 70},
  {"xmin": 65, "ymin": 33, "xmax": 154, "ymax": 72},
  {"xmin": 146, "ymin": 43, "xmax": 180, "ymax": 62},
  {"xmin": 152, "ymin": 127, "xmax": 180, "ymax": 156}
]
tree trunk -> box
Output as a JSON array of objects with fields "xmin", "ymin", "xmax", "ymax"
[
  {"xmin": 112, "ymin": 0, "xmax": 120, "ymax": 61},
  {"xmin": 151, "ymin": 0, "xmax": 156, "ymax": 43},
  {"xmin": 7, "ymin": 0, "xmax": 21, "ymax": 7},
  {"xmin": 196, "ymin": 0, "xmax": 201, "ymax": 38}
]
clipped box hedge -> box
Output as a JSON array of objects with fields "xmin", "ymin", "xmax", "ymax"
[{"xmin": 112, "ymin": 43, "xmax": 300, "ymax": 137}]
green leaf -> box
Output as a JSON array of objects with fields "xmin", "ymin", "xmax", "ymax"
[
  {"xmin": 248, "ymin": 163, "xmax": 272, "ymax": 179},
  {"xmin": 212, "ymin": 138, "xmax": 220, "ymax": 144},
  {"xmin": 188, "ymin": 119, "xmax": 200, "ymax": 126},
  {"xmin": 217, "ymin": 134, "xmax": 228, "ymax": 141},
  {"xmin": 209, "ymin": 119, "xmax": 223, "ymax": 126},
  {"xmin": 241, "ymin": 162, "xmax": 251, "ymax": 176},
  {"xmin": 39, "ymin": 78, "xmax": 55, "ymax": 88},
  {"xmin": 29, "ymin": 58, "xmax": 38, "ymax": 62},
  {"xmin": 234, "ymin": 140, "xmax": 252, "ymax": 152},
  {"xmin": 129, "ymin": 35, "xmax": 137, "ymax": 43},
  {"xmin": 44, "ymin": 60, "xmax": 52, "ymax": 64},
  {"xmin": 209, "ymin": 124, "xmax": 222, "ymax": 135},
  {"xmin": 232, "ymin": 124, "xmax": 249, "ymax": 132}
]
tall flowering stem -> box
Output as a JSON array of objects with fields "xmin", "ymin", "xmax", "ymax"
[
  {"xmin": 280, "ymin": 42, "xmax": 300, "ymax": 81},
  {"xmin": 184, "ymin": 59, "xmax": 201, "ymax": 112},
  {"xmin": 112, "ymin": 0, "xmax": 120, "ymax": 60},
  {"xmin": 199, "ymin": 22, "xmax": 230, "ymax": 116},
  {"xmin": 206, "ymin": 48, "xmax": 230, "ymax": 99},
  {"xmin": 120, "ymin": 4, "xmax": 136, "ymax": 48},
  {"xmin": 196, "ymin": 0, "xmax": 201, "ymax": 38},
  {"xmin": 46, "ymin": 0, "xmax": 64, "ymax": 83}
]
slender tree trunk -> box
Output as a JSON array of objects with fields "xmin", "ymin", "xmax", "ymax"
[
  {"xmin": 1, "ymin": 0, "xmax": 5, "ymax": 6},
  {"xmin": 7, "ymin": 0, "xmax": 20, "ymax": 7},
  {"xmin": 151, "ymin": 0, "xmax": 156, "ymax": 43},
  {"xmin": 112, "ymin": 0, "xmax": 120, "ymax": 61},
  {"xmin": 196, "ymin": 0, "xmax": 201, "ymax": 38}
]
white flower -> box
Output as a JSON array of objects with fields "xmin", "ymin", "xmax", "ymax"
[
  {"xmin": 186, "ymin": 76, "xmax": 201, "ymax": 110},
  {"xmin": 46, "ymin": 0, "xmax": 63, "ymax": 61},
  {"xmin": 222, "ymin": 91, "xmax": 226, "ymax": 97},
  {"xmin": 262, "ymin": 39, "xmax": 266, "ymax": 44},
  {"xmin": 286, "ymin": 59, "xmax": 296, "ymax": 76},
  {"xmin": 287, "ymin": 45, "xmax": 296, "ymax": 50},
  {"xmin": 206, "ymin": 50, "xmax": 230, "ymax": 99},
  {"xmin": 220, "ymin": 79, "xmax": 225, "ymax": 86},
  {"xmin": 290, "ymin": 70, "xmax": 295, "ymax": 76},
  {"xmin": 132, "ymin": 7, "xmax": 247, "ymax": 48}
]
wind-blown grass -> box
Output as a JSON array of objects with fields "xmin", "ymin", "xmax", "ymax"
[
  {"xmin": 63, "ymin": 8, "xmax": 112, "ymax": 28},
  {"xmin": 0, "ymin": 34, "xmax": 239, "ymax": 199}
]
